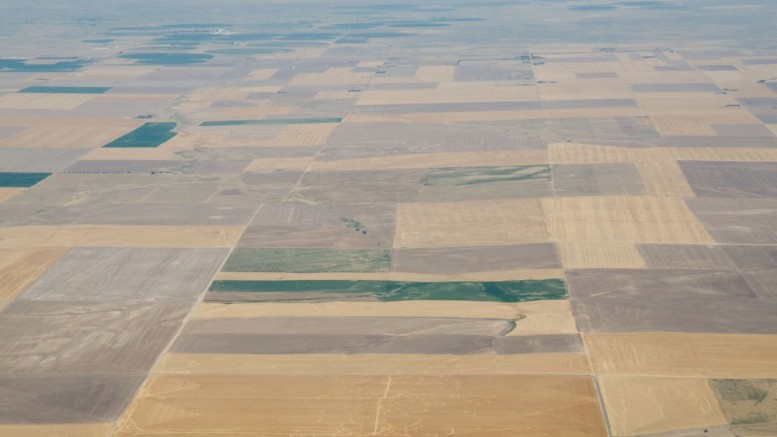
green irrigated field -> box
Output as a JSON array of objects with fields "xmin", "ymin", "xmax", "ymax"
[
  {"xmin": 209, "ymin": 278, "xmax": 568, "ymax": 302},
  {"xmin": 0, "ymin": 172, "xmax": 51, "ymax": 187},
  {"xmin": 103, "ymin": 122, "xmax": 177, "ymax": 148},
  {"xmin": 222, "ymin": 248, "xmax": 392, "ymax": 273}
]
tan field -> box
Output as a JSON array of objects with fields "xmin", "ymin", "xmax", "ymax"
[
  {"xmin": 586, "ymin": 333, "xmax": 777, "ymax": 378},
  {"xmin": 313, "ymin": 90, "xmax": 362, "ymax": 99},
  {"xmin": 389, "ymin": 109, "xmax": 549, "ymax": 122},
  {"xmin": 356, "ymin": 85, "xmax": 539, "ymax": 106},
  {"xmin": 0, "ymin": 93, "xmax": 96, "ymax": 110},
  {"xmin": 556, "ymin": 241, "xmax": 647, "ymax": 269},
  {"xmin": 549, "ymin": 142, "xmax": 777, "ymax": 164},
  {"xmin": 634, "ymin": 160, "xmax": 696, "ymax": 197},
  {"xmin": 214, "ymin": 268, "xmax": 565, "ymax": 282},
  {"xmin": 600, "ymin": 376, "xmax": 728, "ymax": 436},
  {"xmin": 0, "ymin": 424, "xmax": 114, "ymax": 437},
  {"xmin": 542, "ymin": 196, "xmax": 714, "ymax": 243},
  {"xmin": 244, "ymin": 156, "xmax": 313, "ymax": 172},
  {"xmin": 193, "ymin": 300, "xmax": 578, "ymax": 336},
  {"xmin": 118, "ymin": 374, "xmax": 605, "ymax": 436},
  {"xmin": 0, "ymin": 225, "xmax": 245, "ymax": 249},
  {"xmin": 0, "ymin": 246, "xmax": 70, "ymax": 299},
  {"xmin": 0, "ymin": 125, "xmax": 137, "ymax": 148},
  {"xmin": 0, "ymin": 188, "xmax": 22, "ymax": 203},
  {"xmin": 288, "ymin": 67, "xmax": 373, "ymax": 86},
  {"xmin": 158, "ymin": 353, "xmax": 593, "ymax": 376},
  {"xmin": 395, "ymin": 199, "xmax": 551, "ymax": 248},
  {"xmin": 308, "ymin": 150, "xmax": 548, "ymax": 171},
  {"xmin": 267, "ymin": 123, "xmax": 338, "ymax": 146},
  {"xmin": 213, "ymin": 106, "xmax": 294, "ymax": 120},
  {"xmin": 77, "ymin": 147, "xmax": 180, "ymax": 161},
  {"xmin": 413, "ymin": 65, "xmax": 456, "ymax": 82}
]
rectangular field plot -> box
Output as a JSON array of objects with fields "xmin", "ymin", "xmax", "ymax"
[
  {"xmin": 600, "ymin": 376, "xmax": 728, "ymax": 436},
  {"xmin": 0, "ymin": 247, "xmax": 69, "ymax": 300},
  {"xmin": 207, "ymin": 279, "xmax": 568, "ymax": 302},
  {"xmin": 418, "ymin": 165, "xmax": 553, "ymax": 201},
  {"xmin": 222, "ymin": 248, "xmax": 392, "ymax": 273},
  {"xmin": 687, "ymin": 198, "xmax": 777, "ymax": 244},
  {"xmin": 395, "ymin": 199, "xmax": 551, "ymax": 248},
  {"xmin": 543, "ymin": 196, "xmax": 713, "ymax": 243},
  {"xmin": 551, "ymin": 163, "xmax": 646, "ymax": 196},
  {"xmin": 0, "ymin": 300, "xmax": 191, "ymax": 375},
  {"xmin": 20, "ymin": 247, "xmax": 228, "ymax": 301},
  {"xmin": 117, "ymin": 375, "xmax": 606, "ymax": 436},
  {"xmin": 0, "ymin": 375, "xmax": 144, "ymax": 423},
  {"xmin": 392, "ymin": 243, "xmax": 561, "ymax": 274},
  {"xmin": 0, "ymin": 173, "xmax": 50, "ymax": 187},
  {"xmin": 200, "ymin": 117, "xmax": 342, "ymax": 126},
  {"xmin": 289, "ymin": 169, "xmax": 424, "ymax": 203},
  {"xmin": 585, "ymin": 333, "xmax": 777, "ymax": 377},
  {"xmin": 711, "ymin": 379, "xmax": 777, "ymax": 435},
  {"xmin": 638, "ymin": 244, "xmax": 737, "ymax": 269},
  {"xmin": 103, "ymin": 122, "xmax": 177, "ymax": 148},
  {"xmin": 680, "ymin": 161, "xmax": 777, "ymax": 198},
  {"xmin": 19, "ymin": 86, "xmax": 112, "ymax": 94}
]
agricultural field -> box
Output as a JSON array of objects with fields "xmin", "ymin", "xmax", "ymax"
[{"xmin": 1, "ymin": 0, "xmax": 776, "ymax": 435}]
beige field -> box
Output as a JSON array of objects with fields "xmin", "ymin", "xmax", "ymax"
[
  {"xmin": 288, "ymin": 67, "xmax": 373, "ymax": 86},
  {"xmin": 118, "ymin": 374, "xmax": 605, "ymax": 436},
  {"xmin": 0, "ymin": 225, "xmax": 245, "ymax": 249},
  {"xmin": 0, "ymin": 93, "xmax": 96, "ymax": 110},
  {"xmin": 542, "ymin": 196, "xmax": 714, "ymax": 243},
  {"xmin": 0, "ymin": 188, "xmax": 22, "ymax": 203},
  {"xmin": 244, "ymin": 156, "xmax": 313, "ymax": 172},
  {"xmin": 0, "ymin": 424, "xmax": 114, "ymax": 437},
  {"xmin": 356, "ymin": 85, "xmax": 539, "ymax": 106},
  {"xmin": 395, "ymin": 199, "xmax": 551, "ymax": 248},
  {"xmin": 0, "ymin": 125, "xmax": 137, "ymax": 148},
  {"xmin": 313, "ymin": 90, "xmax": 362, "ymax": 99},
  {"xmin": 193, "ymin": 300, "xmax": 577, "ymax": 335},
  {"xmin": 158, "ymin": 353, "xmax": 592, "ymax": 376},
  {"xmin": 308, "ymin": 150, "xmax": 548, "ymax": 171},
  {"xmin": 600, "ymin": 376, "xmax": 728, "ymax": 436},
  {"xmin": 549, "ymin": 142, "xmax": 777, "ymax": 164},
  {"xmin": 413, "ymin": 65, "xmax": 456, "ymax": 82},
  {"xmin": 246, "ymin": 68, "xmax": 279, "ymax": 80},
  {"xmin": 215, "ymin": 269, "xmax": 565, "ymax": 282},
  {"xmin": 544, "ymin": 106, "xmax": 645, "ymax": 119},
  {"xmin": 77, "ymin": 147, "xmax": 180, "ymax": 161},
  {"xmin": 390, "ymin": 109, "xmax": 548, "ymax": 122},
  {"xmin": 266, "ymin": 123, "xmax": 337, "ymax": 146},
  {"xmin": 186, "ymin": 86, "xmax": 281, "ymax": 102},
  {"xmin": 213, "ymin": 106, "xmax": 293, "ymax": 120},
  {"xmin": 0, "ymin": 246, "xmax": 69, "ymax": 299},
  {"xmin": 634, "ymin": 160, "xmax": 696, "ymax": 197},
  {"xmin": 556, "ymin": 241, "xmax": 646, "ymax": 269},
  {"xmin": 586, "ymin": 333, "xmax": 777, "ymax": 378}
]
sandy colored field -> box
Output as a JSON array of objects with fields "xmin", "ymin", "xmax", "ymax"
[
  {"xmin": 212, "ymin": 106, "xmax": 293, "ymax": 120},
  {"xmin": 313, "ymin": 90, "xmax": 362, "ymax": 99},
  {"xmin": 0, "ymin": 93, "xmax": 96, "ymax": 110},
  {"xmin": 161, "ymin": 353, "xmax": 592, "ymax": 376},
  {"xmin": 600, "ymin": 376, "xmax": 728, "ymax": 436},
  {"xmin": 635, "ymin": 160, "xmax": 696, "ymax": 197},
  {"xmin": 79, "ymin": 65, "xmax": 156, "ymax": 79},
  {"xmin": 414, "ymin": 65, "xmax": 456, "ymax": 82},
  {"xmin": 0, "ymin": 225, "xmax": 245, "ymax": 249},
  {"xmin": 586, "ymin": 333, "xmax": 777, "ymax": 378},
  {"xmin": 357, "ymin": 85, "xmax": 538, "ymax": 106},
  {"xmin": 193, "ymin": 300, "xmax": 577, "ymax": 336},
  {"xmin": 0, "ymin": 117, "xmax": 139, "ymax": 128},
  {"xmin": 545, "ymin": 106, "xmax": 645, "ymax": 119},
  {"xmin": 768, "ymin": 124, "xmax": 777, "ymax": 136},
  {"xmin": 557, "ymin": 241, "xmax": 646, "ymax": 269},
  {"xmin": 309, "ymin": 150, "xmax": 548, "ymax": 171},
  {"xmin": 0, "ymin": 125, "xmax": 137, "ymax": 148},
  {"xmin": 0, "ymin": 246, "xmax": 69, "ymax": 299},
  {"xmin": 537, "ymin": 82, "xmax": 632, "ymax": 99},
  {"xmin": 395, "ymin": 199, "xmax": 550, "ymax": 248},
  {"xmin": 118, "ymin": 374, "xmax": 605, "ymax": 436},
  {"xmin": 186, "ymin": 86, "xmax": 281, "ymax": 102},
  {"xmin": 650, "ymin": 117, "xmax": 718, "ymax": 136},
  {"xmin": 549, "ymin": 142, "xmax": 777, "ymax": 164},
  {"xmin": 542, "ymin": 196, "xmax": 713, "ymax": 243},
  {"xmin": 264, "ymin": 124, "xmax": 337, "ymax": 146},
  {"xmin": 0, "ymin": 424, "xmax": 113, "ymax": 437},
  {"xmin": 289, "ymin": 67, "xmax": 373, "ymax": 86},
  {"xmin": 215, "ymin": 269, "xmax": 565, "ymax": 282},
  {"xmin": 389, "ymin": 109, "xmax": 549, "ymax": 122},
  {"xmin": 244, "ymin": 156, "xmax": 312, "ymax": 172},
  {"xmin": 77, "ymin": 147, "xmax": 179, "ymax": 161},
  {"xmin": 247, "ymin": 68, "xmax": 279, "ymax": 80},
  {"xmin": 0, "ymin": 188, "xmax": 22, "ymax": 203}
]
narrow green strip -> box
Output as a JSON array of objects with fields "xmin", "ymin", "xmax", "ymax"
[
  {"xmin": 200, "ymin": 118, "xmax": 342, "ymax": 127},
  {"xmin": 0, "ymin": 172, "xmax": 51, "ymax": 187},
  {"xmin": 19, "ymin": 86, "xmax": 112, "ymax": 94},
  {"xmin": 209, "ymin": 279, "xmax": 568, "ymax": 302}
]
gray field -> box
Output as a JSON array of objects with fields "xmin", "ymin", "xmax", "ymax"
[
  {"xmin": 20, "ymin": 248, "xmax": 228, "ymax": 301},
  {"xmin": 552, "ymin": 163, "xmax": 646, "ymax": 196},
  {"xmin": 567, "ymin": 269, "xmax": 758, "ymax": 300},
  {"xmin": 392, "ymin": 243, "xmax": 561, "ymax": 273},
  {"xmin": 0, "ymin": 148, "xmax": 88, "ymax": 172},
  {"xmin": 637, "ymin": 244, "xmax": 737, "ymax": 270},
  {"xmin": 681, "ymin": 161, "xmax": 777, "ymax": 198},
  {"xmin": 171, "ymin": 333, "xmax": 583, "ymax": 355},
  {"xmin": 687, "ymin": 198, "xmax": 777, "ymax": 244}
]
